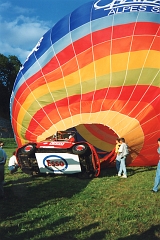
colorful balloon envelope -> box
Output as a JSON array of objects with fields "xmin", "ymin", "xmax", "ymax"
[{"xmin": 10, "ymin": 0, "xmax": 160, "ymax": 167}]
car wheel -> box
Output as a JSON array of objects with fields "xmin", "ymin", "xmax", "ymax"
[
  {"xmin": 72, "ymin": 143, "xmax": 89, "ymax": 155},
  {"xmin": 21, "ymin": 144, "xmax": 36, "ymax": 156}
]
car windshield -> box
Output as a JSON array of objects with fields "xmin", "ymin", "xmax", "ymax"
[{"xmin": 45, "ymin": 131, "xmax": 76, "ymax": 141}]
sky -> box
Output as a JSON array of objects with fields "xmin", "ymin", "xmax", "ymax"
[{"xmin": 0, "ymin": 0, "xmax": 93, "ymax": 64}]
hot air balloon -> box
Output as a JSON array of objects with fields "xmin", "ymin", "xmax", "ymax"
[{"xmin": 10, "ymin": 0, "xmax": 160, "ymax": 176}]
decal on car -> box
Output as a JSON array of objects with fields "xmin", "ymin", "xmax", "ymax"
[
  {"xmin": 35, "ymin": 153, "xmax": 81, "ymax": 174},
  {"xmin": 43, "ymin": 155, "xmax": 68, "ymax": 172}
]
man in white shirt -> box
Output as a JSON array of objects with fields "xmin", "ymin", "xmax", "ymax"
[
  {"xmin": 8, "ymin": 151, "xmax": 19, "ymax": 174},
  {"xmin": 117, "ymin": 138, "xmax": 129, "ymax": 178}
]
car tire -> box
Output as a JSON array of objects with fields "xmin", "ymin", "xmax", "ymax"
[
  {"xmin": 72, "ymin": 143, "xmax": 89, "ymax": 155},
  {"xmin": 21, "ymin": 144, "xmax": 36, "ymax": 156}
]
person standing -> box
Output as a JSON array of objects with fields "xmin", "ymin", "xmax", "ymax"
[
  {"xmin": 115, "ymin": 138, "xmax": 121, "ymax": 173},
  {"xmin": 117, "ymin": 138, "xmax": 129, "ymax": 178},
  {"xmin": 0, "ymin": 142, "xmax": 7, "ymax": 199},
  {"xmin": 152, "ymin": 138, "xmax": 160, "ymax": 193},
  {"xmin": 8, "ymin": 151, "xmax": 19, "ymax": 174}
]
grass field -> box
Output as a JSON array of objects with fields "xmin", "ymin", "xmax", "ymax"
[{"xmin": 0, "ymin": 140, "xmax": 160, "ymax": 240}]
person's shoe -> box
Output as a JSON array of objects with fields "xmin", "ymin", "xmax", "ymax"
[
  {"xmin": 151, "ymin": 190, "xmax": 157, "ymax": 193},
  {"xmin": 121, "ymin": 175, "xmax": 127, "ymax": 178},
  {"xmin": 118, "ymin": 174, "xmax": 121, "ymax": 177}
]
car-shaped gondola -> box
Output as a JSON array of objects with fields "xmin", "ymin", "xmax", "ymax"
[{"xmin": 16, "ymin": 131, "xmax": 101, "ymax": 178}]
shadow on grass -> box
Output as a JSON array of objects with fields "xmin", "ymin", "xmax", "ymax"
[
  {"xmin": 99, "ymin": 166, "xmax": 156, "ymax": 178},
  {"xmin": 0, "ymin": 173, "xmax": 91, "ymax": 216},
  {"xmin": 0, "ymin": 173, "xmax": 106, "ymax": 239},
  {"xmin": 0, "ymin": 172, "xmax": 109, "ymax": 240},
  {"xmin": 0, "ymin": 215, "xmax": 109, "ymax": 240},
  {"xmin": 4, "ymin": 173, "xmax": 91, "ymax": 196},
  {"xmin": 0, "ymin": 167, "xmax": 158, "ymax": 240},
  {"xmin": 126, "ymin": 166, "xmax": 156, "ymax": 177},
  {"xmin": 44, "ymin": 221, "xmax": 109, "ymax": 240},
  {"xmin": 99, "ymin": 167, "xmax": 117, "ymax": 178},
  {"xmin": 118, "ymin": 224, "xmax": 160, "ymax": 240}
]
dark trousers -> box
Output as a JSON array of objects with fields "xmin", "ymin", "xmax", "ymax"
[
  {"xmin": 116, "ymin": 160, "xmax": 120, "ymax": 173},
  {"xmin": 0, "ymin": 164, "xmax": 4, "ymax": 197}
]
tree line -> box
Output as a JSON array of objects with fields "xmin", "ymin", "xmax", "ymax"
[{"xmin": 0, "ymin": 54, "xmax": 21, "ymax": 120}]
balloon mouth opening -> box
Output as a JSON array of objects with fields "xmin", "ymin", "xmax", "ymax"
[{"xmin": 72, "ymin": 123, "xmax": 119, "ymax": 152}]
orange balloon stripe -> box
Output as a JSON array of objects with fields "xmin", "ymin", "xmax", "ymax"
[{"xmin": 151, "ymin": 37, "xmax": 160, "ymax": 51}]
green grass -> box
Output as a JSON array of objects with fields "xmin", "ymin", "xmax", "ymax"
[{"xmin": 0, "ymin": 140, "xmax": 160, "ymax": 240}]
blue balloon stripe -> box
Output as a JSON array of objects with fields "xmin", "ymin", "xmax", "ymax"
[
  {"xmin": 71, "ymin": 22, "xmax": 91, "ymax": 43},
  {"xmin": 138, "ymin": 11, "xmax": 160, "ymax": 23},
  {"xmin": 70, "ymin": 1, "xmax": 94, "ymax": 31},
  {"xmin": 34, "ymin": 31, "xmax": 52, "ymax": 60}
]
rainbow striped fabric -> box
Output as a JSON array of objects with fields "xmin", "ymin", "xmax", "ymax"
[{"xmin": 10, "ymin": 0, "xmax": 160, "ymax": 166}]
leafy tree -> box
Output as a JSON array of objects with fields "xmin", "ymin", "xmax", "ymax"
[{"xmin": 0, "ymin": 54, "xmax": 21, "ymax": 119}]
